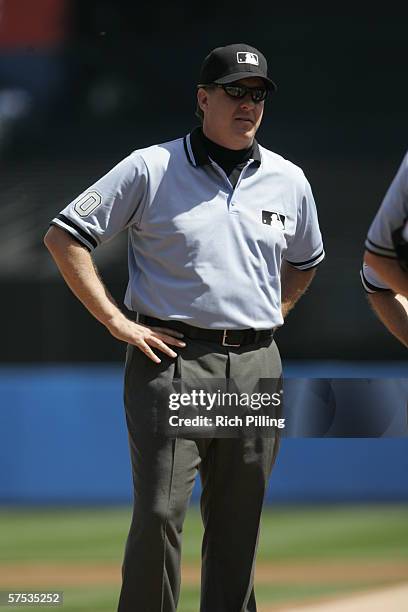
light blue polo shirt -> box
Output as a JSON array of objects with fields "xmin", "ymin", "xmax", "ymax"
[{"xmin": 51, "ymin": 128, "xmax": 325, "ymax": 329}]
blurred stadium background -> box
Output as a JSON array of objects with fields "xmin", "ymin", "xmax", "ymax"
[{"xmin": 0, "ymin": 2, "xmax": 407, "ymax": 611}]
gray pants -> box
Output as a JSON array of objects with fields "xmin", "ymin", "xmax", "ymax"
[{"xmin": 118, "ymin": 337, "xmax": 282, "ymax": 612}]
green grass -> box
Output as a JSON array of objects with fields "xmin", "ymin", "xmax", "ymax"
[
  {"xmin": 0, "ymin": 504, "xmax": 407, "ymax": 611},
  {"xmin": 1, "ymin": 504, "xmax": 407, "ymax": 563},
  {"xmin": 257, "ymin": 505, "xmax": 408, "ymax": 561},
  {"xmin": 0, "ymin": 508, "xmax": 131, "ymax": 562}
]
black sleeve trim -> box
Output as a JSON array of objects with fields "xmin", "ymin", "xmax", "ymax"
[
  {"xmin": 366, "ymin": 238, "xmax": 394, "ymax": 253},
  {"xmin": 360, "ymin": 268, "xmax": 390, "ymax": 293},
  {"xmin": 286, "ymin": 250, "xmax": 324, "ymax": 267},
  {"xmin": 57, "ymin": 214, "xmax": 98, "ymax": 249},
  {"xmin": 49, "ymin": 222, "xmax": 92, "ymax": 251},
  {"xmin": 365, "ymin": 246, "xmax": 397, "ymax": 260}
]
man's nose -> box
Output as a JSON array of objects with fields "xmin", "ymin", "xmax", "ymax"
[{"xmin": 239, "ymin": 95, "xmax": 255, "ymax": 110}]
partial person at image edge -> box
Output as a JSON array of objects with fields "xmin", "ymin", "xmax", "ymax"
[{"xmin": 362, "ymin": 151, "xmax": 408, "ymax": 348}]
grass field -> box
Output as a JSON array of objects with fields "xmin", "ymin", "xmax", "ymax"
[{"xmin": 0, "ymin": 504, "xmax": 407, "ymax": 611}]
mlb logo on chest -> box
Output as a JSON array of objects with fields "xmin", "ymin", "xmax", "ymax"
[
  {"xmin": 262, "ymin": 210, "xmax": 285, "ymax": 230},
  {"xmin": 237, "ymin": 52, "xmax": 259, "ymax": 66}
]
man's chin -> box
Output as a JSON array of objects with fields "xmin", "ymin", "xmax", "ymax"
[{"xmin": 231, "ymin": 122, "xmax": 254, "ymax": 136}]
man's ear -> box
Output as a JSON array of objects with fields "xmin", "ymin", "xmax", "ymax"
[{"xmin": 197, "ymin": 88, "xmax": 209, "ymax": 113}]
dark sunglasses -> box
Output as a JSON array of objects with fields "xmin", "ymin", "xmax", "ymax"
[{"xmin": 198, "ymin": 83, "xmax": 268, "ymax": 103}]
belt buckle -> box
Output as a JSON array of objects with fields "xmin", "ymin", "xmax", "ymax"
[{"xmin": 222, "ymin": 330, "xmax": 241, "ymax": 347}]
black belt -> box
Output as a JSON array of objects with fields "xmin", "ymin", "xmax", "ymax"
[{"xmin": 135, "ymin": 314, "xmax": 274, "ymax": 347}]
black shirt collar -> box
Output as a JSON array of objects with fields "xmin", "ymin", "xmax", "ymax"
[{"xmin": 184, "ymin": 127, "xmax": 261, "ymax": 168}]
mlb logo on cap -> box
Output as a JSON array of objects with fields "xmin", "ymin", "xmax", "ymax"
[{"xmin": 237, "ymin": 52, "xmax": 259, "ymax": 66}]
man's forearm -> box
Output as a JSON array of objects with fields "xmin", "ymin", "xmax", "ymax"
[
  {"xmin": 364, "ymin": 251, "xmax": 408, "ymax": 298},
  {"xmin": 44, "ymin": 226, "xmax": 123, "ymax": 328},
  {"xmin": 44, "ymin": 226, "xmax": 185, "ymax": 362},
  {"xmin": 280, "ymin": 261, "xmax": 317, "ymax": 318},
  {"xmin": 367, "ymin": 291, "xmax": 408, "ymax": 348}
]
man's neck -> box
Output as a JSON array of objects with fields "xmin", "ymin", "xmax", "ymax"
[
  {"xmin": 198, "ymin": 128, "xmax": 254, "ymax": 184},
  {"xmin": 201, "ymin": 126, "xmax": 253, "ymax": 152},
  {"xmin": 200, "ymin": 129, "xmax": 254, "ymax": 160}
]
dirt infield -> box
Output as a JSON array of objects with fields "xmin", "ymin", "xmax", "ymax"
[
  {"xmin": 264, "ymin": 583, "xmax": 408, "ymax": 611},
  {"xmin": 1, "ymin": 559, "xmax": 407, "ymax": 588}
]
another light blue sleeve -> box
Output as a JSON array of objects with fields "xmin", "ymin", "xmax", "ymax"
[
  {"xmin": 360, "ymin": 263, "xmax": 391, "ymax": 293},
  {"xmin": 284, "ymin": 175, "xmax": 325, "ymax": 270},
  {"xmin": 365, "ymin": 152, "xmax": 408, "ymax": 259}
]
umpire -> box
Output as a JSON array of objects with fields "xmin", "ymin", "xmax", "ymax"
[{"xmin": 44, "ymin": 43, "xmax": 325, "ymax": 612}]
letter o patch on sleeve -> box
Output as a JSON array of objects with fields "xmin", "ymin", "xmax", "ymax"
[{"xmin": 74, "ymin": 191, "xmax": 102, "ymax": 217}]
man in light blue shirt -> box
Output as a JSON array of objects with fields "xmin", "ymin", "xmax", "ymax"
[{"xmin": 45, "ymin": 43, "xmax": 324, "ymax": 612}]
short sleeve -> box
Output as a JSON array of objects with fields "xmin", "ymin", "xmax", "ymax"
[
  {"xmin": 284, "ymin": 175, "xmax": 325, "ymax": 270},
  {"xmin": 360, "ymin": 263, "xmax": 391, "ymax": 293},
  {"xmin": 365, "ymin": 152, "xmax": 408, "ymax": 259},
  {"xmin": 50, "ymin": 153, "xmax": 149, "ymax": 251}
]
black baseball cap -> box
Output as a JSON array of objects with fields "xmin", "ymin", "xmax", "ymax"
[{"xmin": 198, "ymin": 43, "xmax": 277, "ymax": 91}]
